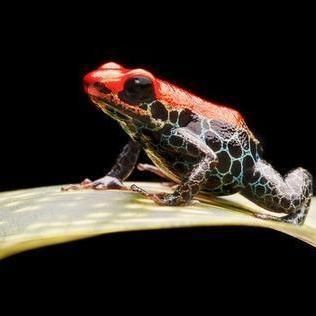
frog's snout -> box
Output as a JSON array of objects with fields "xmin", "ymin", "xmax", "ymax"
[
  {"xmin": 83, "ymin": 62, "xmax": 126, "ymax": 95},
  {"xmin": 83, "ymin": 72, "xmax": 110, "ymax": 95}
]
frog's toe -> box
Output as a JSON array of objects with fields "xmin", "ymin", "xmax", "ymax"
[
  {"xmin": 90, "ymin": 176, "xmax": 127, "ymax": 190},
  {"xmin": 62, "ymin": 176, "xmax": 127, "ymax": 191},
  {"xmin": 61, "ymin": 178, "xmax": 93, "ymax": 191}
]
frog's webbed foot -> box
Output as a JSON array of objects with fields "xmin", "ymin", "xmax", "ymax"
[
  {"xmin": 62, "ymin": 176, "xmax": 128, "ymax": 191},
  {"xmin": 131, "ymin": 184, "xmax": 187, "ymax": 206}
]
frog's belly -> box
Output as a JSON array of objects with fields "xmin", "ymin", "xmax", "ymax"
[
  {"xmin": 144, "ymin": 146, "xmax": 244, "ymax": 195},
  {"xmin": 144, "ymin": 150, "xmax": 182, "ymax": 183}
]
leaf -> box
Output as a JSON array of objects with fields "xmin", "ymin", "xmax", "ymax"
[{"xmin": 0, "ymin": 182, "xmax": 315, "ymax": 259}]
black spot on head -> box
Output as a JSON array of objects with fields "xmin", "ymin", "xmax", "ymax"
[
  {"xmin": 216, "ymin": 151, "xmax": 231, "ymax": 174},
  {"xmin": 150, "ymin": 101, "xmax": 168, "ymax": 121},
  {"xmin": 118, "ymin": 76, "xmax": 155, "ymax": 105},
  {"xmin": 139, "ymin": 103, "xmax": 148, "ymax": 110},
  {"xmin": 228, "ymin": 139, "xmax": 243, "ymax": 158},
  {"xmin": 169, "ymin": 111, "xmax": 178, "ymax": 124},
  {"xmin": 178, "ymin": 109, "xmax": 193, "ymax": 127},
  {"xmin": 205, "ymin": 131, "xmax": 222, "ymax": 152}
]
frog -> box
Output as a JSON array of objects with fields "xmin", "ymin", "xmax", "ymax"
[{"xmin": 62, "ymin": 62, "xmax": 313, "ymax": 225}]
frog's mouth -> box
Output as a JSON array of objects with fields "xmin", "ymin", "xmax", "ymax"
[
  {"xmin": 90, "ymin": 95, "xmax": 130, "ymax": 122},
  {"xmin": 87, "ymin": 78, "xmax": 153, "ymax": 121}
]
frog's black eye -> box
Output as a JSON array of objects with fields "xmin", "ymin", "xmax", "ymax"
[{"xmin": 119, "ymin": 76, "xmax": 155, "ymax": 105}]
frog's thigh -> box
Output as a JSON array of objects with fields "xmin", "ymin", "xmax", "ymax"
[
  {"xmin": 205, "ymin": 184, "xmax": 241, "ymax": 196},
  {"xmin": 241, "ymin": 159, "xmax": 313, "ymax": 225}
]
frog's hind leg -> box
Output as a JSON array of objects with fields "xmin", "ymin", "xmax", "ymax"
[{"xmin": 241, "ymin": 159, "xmax": 313, "ymax": 225}]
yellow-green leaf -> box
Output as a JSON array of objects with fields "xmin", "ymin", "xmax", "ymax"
[{"xmin": 0, "ymin": 182, "xmax": 315, "ymax": 259}]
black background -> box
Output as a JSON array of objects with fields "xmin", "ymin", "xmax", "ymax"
[
  {"xmin": 2, "ymin": 41, "xmax": 315, "ymax": 190},
  {"xmin": 0, "ymin": 5, "xmax": 315, "ymax": 258}
]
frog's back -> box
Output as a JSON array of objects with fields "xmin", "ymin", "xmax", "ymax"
[
  {"xmin": 158, "ymin": 80, "xmax": 250, "ymax": 130},
  {"xmin": 177, "ymin": 92, "xmax": 262, "ymax": 195}
]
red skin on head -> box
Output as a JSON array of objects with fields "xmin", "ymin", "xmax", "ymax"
[{"xmin": 84, "ymin": 62, "xmax": 245, "ymax": 128}]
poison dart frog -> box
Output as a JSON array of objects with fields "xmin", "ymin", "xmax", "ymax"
[{"xmin": 62, "ymin": 62, "xmax": 313, "ymax": 225}]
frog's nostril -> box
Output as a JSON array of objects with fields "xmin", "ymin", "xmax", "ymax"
[{"xmin": 99, "ymin": 62, "xmax": 124, "ymax": 70}]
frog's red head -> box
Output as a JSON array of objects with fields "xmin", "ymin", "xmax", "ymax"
[
  {"xmin": 84, "ymin": 62, "xmax": 160, "ymax": 125},
  {"xmin": 84, "ymin": 62, "xmax": 245, "ymax": 133}
]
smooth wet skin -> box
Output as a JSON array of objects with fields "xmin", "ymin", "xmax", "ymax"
[{"xmin": 63, "ymin": 62, "xmax": 313, "ymax": 225}]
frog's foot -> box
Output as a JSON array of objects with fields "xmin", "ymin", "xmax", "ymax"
[
  {"xmin": 131, "ymin": 184, "xmax": 186, "ymax": 206},
  {"xmin": 61, "ymin": 176, "xmax": 127, "ymax": 191},
  {"xmin": 254, "ymin": 198, "xmax": 311, "ymax": 225}
]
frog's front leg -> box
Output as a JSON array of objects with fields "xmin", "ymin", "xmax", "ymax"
[
  {"xmin": 132, "ymin": 129, "xmax": 218, "ymax": 206},
  {"xmin": 62, "ymin": 140, "xmax": 141, "ymax": 191}
]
